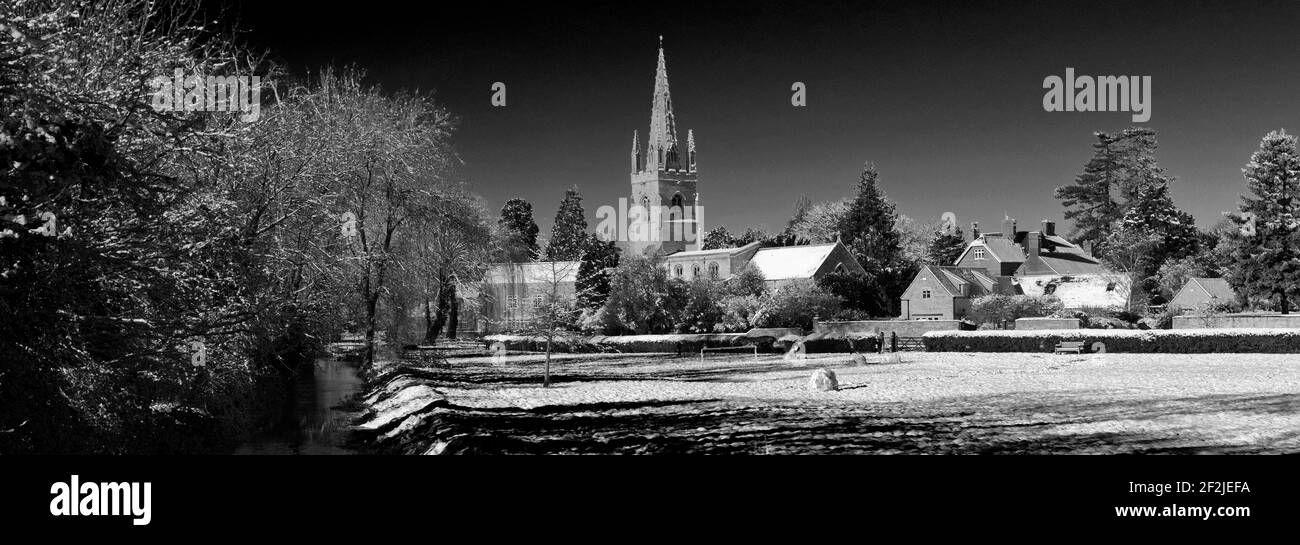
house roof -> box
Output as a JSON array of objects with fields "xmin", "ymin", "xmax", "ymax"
[
  {"xmin": 747, "ymin": 243, "xmax": 840, "ymax": 281},
  {"xmin": 1178, "ymin": 277, "xmax": 1236, "ymax": 301},
  {"xmin": 913, "ymin": 265, "xmax": 996, "ymax": 297},
  {"xmin": 484, "ymin": 261, "xmax": 581, "ymax": 284},
  {"xmin": 666, "ymin": 241, "xmax": 761, "ymax": 258}
]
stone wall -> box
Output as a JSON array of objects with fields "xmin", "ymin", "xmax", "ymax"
[
  {"xmin": 1173, "ymin": 313, "xmax": 1300, "ymax": 329},
  {"xmin": 1014, "ymin": 317, "xmax": 1082, "ymax": 330}
]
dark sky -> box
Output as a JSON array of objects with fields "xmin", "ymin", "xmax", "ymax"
[{"xmin": 225, "ymin": 0, "xmax": 1300, "ymax": 238}]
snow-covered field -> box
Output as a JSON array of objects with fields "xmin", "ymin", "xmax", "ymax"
[{"xmin": 372, "ymin": 351, "xmax": 1300, "ymax": 454}]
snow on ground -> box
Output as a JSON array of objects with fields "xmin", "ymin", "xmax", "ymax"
[{"xmin": 389, "ymin": 351, "xmax": 1300, "ymax": 454}]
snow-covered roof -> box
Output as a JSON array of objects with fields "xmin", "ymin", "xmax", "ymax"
[
  {"xmin": 746, "ymin": 243, "xmax": 838, "ymax": 281},
  {"xmin": 667, "ymin": 241, "xmax": 761, "ymax": 258}
]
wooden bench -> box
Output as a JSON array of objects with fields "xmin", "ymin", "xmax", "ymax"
[{"xmin": 1054, "ymin": 341, "xmax": 1086, "ymax": 354}]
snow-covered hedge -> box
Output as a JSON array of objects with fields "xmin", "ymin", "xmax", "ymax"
[
  {"xmin": 920, "ymin": 328, "xmax": 1300, "ymax": 353},
  {"xmin": 484, "ymin": 333, "xmax": 755, "ymax": 354}
]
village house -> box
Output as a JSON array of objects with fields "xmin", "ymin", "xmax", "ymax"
[
  {"xmin": 900, "ymin": 217, "xmax": 1130, "ymax": 320},
  {"xmin": 1169, "ymin": 277, "xmax": 1237, "ymax": 312}
]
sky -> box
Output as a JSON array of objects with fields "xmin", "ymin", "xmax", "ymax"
[{"xmin": 226, "ymin": 0, "xmax": 1300, "ymax": 239}]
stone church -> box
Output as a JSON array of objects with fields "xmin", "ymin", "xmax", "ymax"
[{"xmin": 625, "ymin": 38, "xmax": 703, "ymax": 257}]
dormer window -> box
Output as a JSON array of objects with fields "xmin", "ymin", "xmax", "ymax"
[{"xmin": 973, "ymin": 248, "xmax": 986, "ymax": 260}]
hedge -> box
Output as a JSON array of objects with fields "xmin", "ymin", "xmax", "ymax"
[
  {"xmin": 921, "ymin": 328, "xmax": 1300, "ymax": 353},
  {"xmin": 485, "ymin": 333, "xmax": 760, "ymax": 354}
]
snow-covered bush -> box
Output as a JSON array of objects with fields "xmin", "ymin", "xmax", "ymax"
[{"xmin": 922, "ymin": 328, "xmax": 1300, "ymax": 353}]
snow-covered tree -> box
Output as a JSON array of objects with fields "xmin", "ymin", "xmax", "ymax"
[{"xmin": 1223, "ymin": 129, "xmax": 1300, "ymax": 313}]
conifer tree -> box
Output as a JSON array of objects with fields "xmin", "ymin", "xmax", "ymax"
[
  {"xmin": 498, "ymin": 198, "xmax": 540, "ymax": 261},
  {"xmin": 545, "ymin": 187, "xmax": 588, "ymax": 260},
  {"xmin": 1223, "ymin": 129, "xmax": 1300, "ymax": 313}
]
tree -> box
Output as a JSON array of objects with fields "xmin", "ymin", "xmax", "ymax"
[
  {"xmin": 401, "ymin": 193, "xmax": 493, "ymax": 344},
  {"xmin": 1055, "ymin": 127, "xmax": 1175, "ymax": 258},
  {"xmin": 603, "ymin": 255, "xmax": 675, "ymax": 334},
  {"xmin": 498, "ymin": 198, "xmax": 539, "ymax": 262},
  {"xmin": 1223, "ymin": 129, "xmax": 1300, "ymax": 314},
  {"xmin": 789, "ymin": 199, "xmax": 848, "ymax": 244},
  {"xmin": 515, "ymin": 259, "xmax": 579, "ymax": 387},
  {"xmin": 323, "ymin": 68, "xmax": 459, "ymax": 368},
  {"xmin": 735, "ymin": 226, "xmax": 771, "ymax": 247},
  {"xmin": 926, "ymin": 222, "xmax": 967, "ymax": 266},
  {"xmin": 1102, "ymin": 227, "xmax": 1164, "ymax": 312},
  {"xmin": 755, "ymin": 280, "xmax": 844, "ymax": 331},
  {"xmin": 576, "ymin": 234, "xmax": 620, "ymax": 309},
  {"xmin": 836, "ymin": 162, "xmax": 908, "ymax": 314},
  {"xmin": 675, "ymin": 279, "xmax": 727, "ymax": 333},
  {"xmin": 817, "ymin": 271, "xmax": 889, "ymax": 317},
  {"xmin": 1114, "ymin": 182, "xmax": 1200, "ymax": 301},
  {"xmin": 545, "ymin": 187, "xmax": 588, "ymax": 260},
  {"xmin": 702, "ymin": 225, "xmax": 735, "ymax": 250},
  {"xmin": 969, "ymin": 295, "xmax": 1064, "ymax": 326}
]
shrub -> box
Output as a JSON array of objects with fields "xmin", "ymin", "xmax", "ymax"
[
  {"xmin": 755, "ymin": 280, "xmax": 843, "ymax": 331},
  {"xmin": 716, "ymin": 295, "xmax": 764, "ymax": 333},
  {"xmin": 969, "ymin": 294, "xmax": 1063, "ymax": 325},
  {"xmin": 922, "ymin": 329, "xmax": 1300, "ymax": 353}
]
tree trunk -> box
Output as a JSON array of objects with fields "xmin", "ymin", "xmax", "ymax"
[
  {"xmin": 1281, "ymin": 290, "xmax": 1290, "ymax": 315},
  {"xmin": 446, "ymin": 285, "xmax": 459, "ymax": 339},
  {"xmin": 364, "ymin": 294, "xmax": 379, "ymax": 368},
  {"xmin": 429, "ymin": 282, "xmax": 449, "ymax": 344},
  {"xmin": 423, "ymin": 298, "xmax": 437, "ymax": 344},
  {"xmin": 544, "ymin": 335, "xmax": 552, "ymax": 388}
]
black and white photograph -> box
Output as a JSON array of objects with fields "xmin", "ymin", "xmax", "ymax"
[{"xmin": 1, "ymin": 0, "xmax": 1297, "ymax": 531}]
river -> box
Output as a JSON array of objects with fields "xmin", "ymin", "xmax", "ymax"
[{"xmin": 234, "ymin": 358, "xmax": 364, "ymax": 455}]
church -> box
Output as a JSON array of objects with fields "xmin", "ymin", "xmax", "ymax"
[
  {"xmin": 625, "ymin": 39, "xmax": 864, "ymax": 285},
  {"xmin": 459, "ymin": 39, "xmax": 865, "ymax": 335}
]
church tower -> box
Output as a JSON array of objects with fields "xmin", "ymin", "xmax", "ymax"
[{"xmin": 626, "ymin": 37, "xmax": 701, "ymax": 256}]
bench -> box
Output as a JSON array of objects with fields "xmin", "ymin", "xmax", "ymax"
[{"xmin": 1054, "ymin": 341, "xmax": 1086, "ymax": 354}]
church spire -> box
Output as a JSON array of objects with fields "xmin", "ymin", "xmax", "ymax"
[
  {"xmin": 687, "ymin": 129, "xmax": 696, "ymax": 172},
  {"xmin": 647, "ymin": 37, "xmax": 680, "ymax": 172},
  {"xmin": 631, "ymin": 130, "xmax": 641, "ymax": 173}
]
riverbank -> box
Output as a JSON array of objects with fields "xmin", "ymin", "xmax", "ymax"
[{"xmin": 351, "ymin": 351, "xmax": 1300, "ymax": 454}]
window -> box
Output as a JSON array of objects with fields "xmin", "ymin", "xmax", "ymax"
[
  {"xmin": 670, "ymin": 194, "xmax": 684, "ymax": 242},
  {"xmin": 921, "ymin": 289, "xmax": 931, "ymax": 299},
  {"xmin": 708, "ymin": 262, "xmax": 720, "ymax": 279},
  {"xmin": 833, "ymin": 263, "xmax": 846, "ymax": 275},
  {"xmin": 1044, "ymin": 284, "xmax": 1057, "ymax": 295},
  {"xmin": 973, "ymin": 248, "xmax": 986, "ymax": 260},
  {"xmin": 674, "ymin": 264, "xmax": 683, "ymax": 277},
  {"xmin": 533, "ymin": 294, "xmax": 545, "ymax": 309},
  {"xmin": 506, "ymin": 295, "xmax": 518, "ymax": 311},
  {"xmin": 692, "ymin": 264, "xmax": 701, "ymax": 278},
  {"xmin": 1106, "ymin": 282, "xmax": 1117, "ymax": 292}
]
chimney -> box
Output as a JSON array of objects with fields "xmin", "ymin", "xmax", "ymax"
[
  {"xmin": 971, "ymin": 221, "xmax": 980, "ymax": 241},
  {"xmin": 1041, "ymin": 220, "xmax": 1056, "ymax": 237},
  {"xmin": 1026, "ymin": 232, "xmax": 1042, "ymax": 257},
  {"xmin": 1002, "ymin": 217, "xmax": 1016, "ymax": 239}
]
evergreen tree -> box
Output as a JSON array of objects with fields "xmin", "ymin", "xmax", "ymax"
[
  {"xmin": 1223, "ymin": 129, "xmax": 1300, "ymax": 314},
  {"xmin": 1055, "ymin": 127, "xmax": 1174, "ymax": 258},
  {"xmin": 836, "ymin": 162, "xmax": 908, "ymax": 313},
  {"xmin": 1116, "ymin": 183, "xmax": 1200, "ymax": 285},
  {"xmin": 702, "ymin": 225, "xmax": 734, "ymax": 250},
  {"xmin": 576, "ymin": 234, "xmax": 621, "ymax": 309},
  {"xmin": 926, "ymin": 223, "xmax": 967, "ymax": 266},
  {"xmin": 498, "ymin": 198, "xmax": 539, "ymax": 262},
  {"xmin": 545, "ymin": 188, "xmax": 588, "ymax": 260}
]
